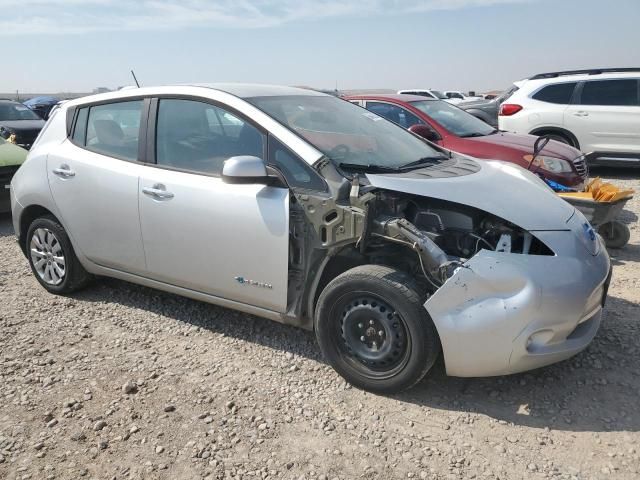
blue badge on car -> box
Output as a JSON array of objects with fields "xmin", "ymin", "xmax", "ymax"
[{"xmin": 583, "ymin": 222, "xmax": 596, "ymax": 242}]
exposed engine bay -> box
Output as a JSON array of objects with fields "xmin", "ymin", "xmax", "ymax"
[{"xmin": 286, "ymin": 173, "xmax": 554, "ymax": 326}]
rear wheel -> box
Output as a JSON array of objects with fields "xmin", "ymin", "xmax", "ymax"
[
  {"xmin": 315, "ymin": 265, "xmax": 440, "ymax": 393},
  {"xmin": 26, "ymin": 215, "xmax": 92, "ymax": 294}
]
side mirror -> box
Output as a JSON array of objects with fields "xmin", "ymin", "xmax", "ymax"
[
  {"xmin": 222, "ymin": 156, "xmax": 269, "ymax": 184},
  {"xmin": 409, "ymin": 124, "xmax": 441, "ymax": 143}
]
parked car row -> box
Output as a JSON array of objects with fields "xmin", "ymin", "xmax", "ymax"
[
  {"xmin": 347, "ymin": 93, "xmax": 587, "ymax": 189},
  {"xmin": 9, "ymin": 84, "xmax": 611, "ymax": 393},
  {"xmin": 400, "ymin": 68, "xmax": 640, "ymax": 168}
]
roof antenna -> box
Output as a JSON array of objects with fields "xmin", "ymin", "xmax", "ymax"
[{"xmin": 131, "ymin": 70, "xmax": 141, "ymax": 88}]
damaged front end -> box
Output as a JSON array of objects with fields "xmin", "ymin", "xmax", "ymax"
[{"xmin": 289, "ymin": 158, "xmax": 609, "ymax": 378}]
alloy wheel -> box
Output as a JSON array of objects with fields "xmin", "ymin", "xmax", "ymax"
[{"xmin": 30, "ymin": 228, "xmax": 66, "ymax": 286}]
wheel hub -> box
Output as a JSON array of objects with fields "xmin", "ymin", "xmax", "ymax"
[{"xmin": 340, "ymin": 297, "xmax": 407, "ymax": 371}]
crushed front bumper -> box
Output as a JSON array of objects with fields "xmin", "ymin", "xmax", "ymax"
[{"xmin": 425, "ymin": 217, "xmax": 611, "ymax": 377}]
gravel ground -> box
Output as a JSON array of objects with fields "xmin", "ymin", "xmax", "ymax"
[{"xmin": 1, "ymin": 170, "xmax": 639, "ymax": 480}]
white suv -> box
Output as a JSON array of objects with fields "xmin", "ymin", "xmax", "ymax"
[{"xmin": 498, "ymin": 68, "xmax": 640, "ymax": 166}]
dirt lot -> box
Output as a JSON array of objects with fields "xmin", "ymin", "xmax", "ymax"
[{"xmin": 1, "ymin": 170, "xmax": 639, "ymax": 480}]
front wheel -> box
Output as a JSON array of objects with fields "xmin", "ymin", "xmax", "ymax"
[
  {"xmin": 315, "ymin": 265, "xmax": 440, "ymax": 393},
  {"xmin": 26, "ymin": 215, "xmax": 92, "ymax": 294}
]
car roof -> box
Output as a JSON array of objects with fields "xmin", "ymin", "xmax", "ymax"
[
  {"xmin": 346, "ymin": 93, "xmax": 437, "ymax": 103},
  {"xmin": 520, "ymin": 71, "xmax": 640, "ymax": 88}
]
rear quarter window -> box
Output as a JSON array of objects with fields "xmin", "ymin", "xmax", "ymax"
[{"xmin": 531, "ymin": 82, "xmax": 577, "ymax": 104}]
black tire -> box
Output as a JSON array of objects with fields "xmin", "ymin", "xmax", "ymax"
[
  {"xmin": 598, "ymin": 221, "xmax": 630, "ymax": 249},
  {"xmin": 315, "ymin": 265, "xmax": 440, "ymax": 394},
  {"xmin": 541, "ymin": 133, "xmax": 573, "ymax": 147},
  {"xmin": 26, "ymin": 215, "xmax": 92, "ymax": 294}
]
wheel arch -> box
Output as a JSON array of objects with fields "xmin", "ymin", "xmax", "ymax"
[
  {"xmin": 18, "ymin": 205, "xmax": 60, "ymax": 256},
  {"xmin": 528, "ymin": 126, "xmax": 580, "ymax": 149}
]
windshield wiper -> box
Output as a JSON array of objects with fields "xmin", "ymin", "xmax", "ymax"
[
  {"xmin": 398, "ymin": 156, "xmax": 447, "ymax": 170},
  {"xmin": 338, "ymin": 162, "xmax": 400, "ymax": 173},
  {"xmin": 459, "ymin": 132, "xmax": 487, "ymax": 138}
]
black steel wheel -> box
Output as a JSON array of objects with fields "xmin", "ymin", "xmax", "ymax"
[{"xmin": 315, "ymin": 265, "xmax": 440, "ymax": 393}]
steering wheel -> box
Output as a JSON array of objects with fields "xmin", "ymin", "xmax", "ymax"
[{"xmin": 328, "ymin": 144, "xmax": 351, "ymax": 161}]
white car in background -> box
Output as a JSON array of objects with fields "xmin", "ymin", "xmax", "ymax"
[
  {"xmin": 443, "ymin": 91, "xmax": 483, "ymax": 104},
  {"xmin": 498, "ymin": 68, "xmax": 640, "ymax": 166}
]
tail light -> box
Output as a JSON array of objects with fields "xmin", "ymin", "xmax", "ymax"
[{"xmin": 499, "ymin": 103, "xmax": 523, "ymax": 116}]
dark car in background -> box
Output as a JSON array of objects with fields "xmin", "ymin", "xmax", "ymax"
[
  {"xmin": 455, "ymin": 86, "xmax": 519, "ymax": 128},
  {"xmin": 23, "ymin": 96, "xmax": 61, "ymax": 120},
  {"xmin": 346, "ymin": 94, "xmax": 587, "ymax": 189},
  {"xmin": 0, "ymin": 100, "xmax": 46, "ymax": 149}
]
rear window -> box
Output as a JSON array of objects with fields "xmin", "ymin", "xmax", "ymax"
[
  {"xmin": 579, "ymin": 79, "xmax": 639, "ymax": 106},
  {"xmin": 531, "ymin": 82, "xmax": 577, "ymax": 104}
]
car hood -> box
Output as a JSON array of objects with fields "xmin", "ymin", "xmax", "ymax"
[
  {"xmin": 0, "ymin": 139, "xmax": 27, "ymax": 167},
  {"xmin": 366, "ymin": 158, "xmax": 575, "ymax": 231},
  {"xmin": 468, "ymin": 132, "xmax": 581, "ymax": 159},
  {"xmin": 0, "ymin": 119, "xmax": 46, "ymax": 131}
]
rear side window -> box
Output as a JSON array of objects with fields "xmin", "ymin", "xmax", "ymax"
[
  {"xmin": 579, "ymin": 79, "xmax": 639, "ymax": 106},
  {"xmin": 71, "ymin": 107, "xmax": 89, "ymax": 145},
  {"xmin": 73, "ymin": 101, "xmax": 143, "ymax": 161},
  {"xmin": 532, "ymin": 82, "xmax": 577, "ymax": 104}
]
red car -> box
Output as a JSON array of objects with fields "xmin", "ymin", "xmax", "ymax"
[{"xmin": 345, "ymin": 94, "xmax": 587, "ymax": 189}]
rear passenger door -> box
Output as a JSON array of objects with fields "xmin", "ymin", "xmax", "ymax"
[
  {"xmin": 564, "ymin": 78, "xmax": 640, "ymax": 155},
  {"xmin": 48, "ymin": 99, "xmax": 148, "ymax": 274},
  {"xmin": 138, "ymin": 97, "xmax": 290, "ymax": 312}
]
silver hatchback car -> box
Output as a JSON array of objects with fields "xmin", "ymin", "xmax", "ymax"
[{"xmin": 11, "ymin": 85, "xmax": 611, "ymax": 393}]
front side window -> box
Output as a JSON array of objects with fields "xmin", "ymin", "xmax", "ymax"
[
  {"xmin": 410, "ymin": 100, "xmax": 495, "ymax": 137},
  {"xmin": 531, "ymin": 82, "xmax": 577, "ymax": 104},
  {"xmin": 268, "ymin": 136, "xmax": 326, "ymax": 191},
  {"xmin": 365, "ymin": 102, "xmax": 424, "ymax": 129},
  {"xmin": 247, "ymin": 95, "xmax": 446, "ymax": 170},
  {"xmin": 579, "ymin": 79, "xmax": 639, "ymax": 106},
  {"xmin": 155, "ymin": 99, "xmax": 265, "ymax": 176},
  {"xmin": 82, "ymin": 100, "xmax": 143, "ymax": 161}
]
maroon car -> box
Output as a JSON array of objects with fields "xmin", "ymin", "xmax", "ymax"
[{"xmin": 345, "ymin": 94, "xmax": 587, "ymax": 189}]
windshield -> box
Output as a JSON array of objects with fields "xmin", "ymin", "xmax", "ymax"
[
  {"xmin": 0, "ymin": 102, "xmax": 41, "ymax": 121},
  {"xmin": 430, "ymin": 90, "xmax": 447, "ymax": 99},
  {"xmin": 410, "ymin": 100, "xmax": 495, "ymax": 137},
  {"xmin": 248, "ymin": 95, "xmax": 445, "ymax": 169}
]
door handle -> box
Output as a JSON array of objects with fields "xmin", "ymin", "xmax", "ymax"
[
  {"xmin": 573, "ymin": 111, "xmax": 589, "ymax": 117},
  {"xmin": 52, "ymin": 164, "xmax": 75, "ymax": 178},
  {"xmin": 142, "ymin": 184, "xmax": 174, "ymax": 200}
]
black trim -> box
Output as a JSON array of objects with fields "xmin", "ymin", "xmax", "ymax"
[
  {"xmin": 586, "ymin": 152, "xmax": 640, "ymax": 167},
  {"xmin": 146, "ymin": 98, "xmax": 158, "ymax": 164},
  {"xmin": 530, "ymin": 68, "xmax": 640, "ymax": 80},
  {"xmin": 138, "ymin": 98, "xmax": 152, "ymax": 163},
  {"xmin": 66, "ymin": 106, "xmax": 77, "ymax": 138}
]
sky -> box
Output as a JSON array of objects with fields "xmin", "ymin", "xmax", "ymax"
[{"xmin": 1, "ymin": 0, "xmax": 639, "ymax": 93}]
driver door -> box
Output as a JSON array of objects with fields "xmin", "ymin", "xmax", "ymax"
[{"xmin": 138, "ymin": 98, "xmax": 289, "ymax": 312}]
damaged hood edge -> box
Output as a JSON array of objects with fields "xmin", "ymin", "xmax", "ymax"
[{"xmin": 366, "ymin": 160, "xmax": 576, "ymax": 231}]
